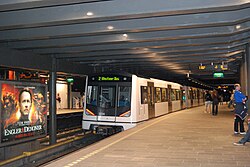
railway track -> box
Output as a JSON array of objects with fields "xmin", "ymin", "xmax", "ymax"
[{"xmin": 1, "ymin": 130, "xmax": 105, "ymax": 167}]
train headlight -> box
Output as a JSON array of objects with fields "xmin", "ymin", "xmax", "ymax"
[
  {"xmin": 119, "ymin": 110, "xmax": 131, "ymax": 117},
  {"xmin": 85, "ymin": 109, "xmax": 96, "ymax": 116}
]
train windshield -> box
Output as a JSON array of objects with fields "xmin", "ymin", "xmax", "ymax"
[{"xmin": 86, "ymin": 85, "xmax": 131, "ymax": 117}]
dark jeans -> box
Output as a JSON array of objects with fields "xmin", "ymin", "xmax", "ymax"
[
  {"xmin": 234, "ymin": 115, "xmax": 245, "ymax": 133},
  {"xmin": 212, "ymin": 103, "xmax": 218, "ymax": 115},
  {"xmin": 239, "ymin": 123, "xmax": 250, "ymax": 144}
]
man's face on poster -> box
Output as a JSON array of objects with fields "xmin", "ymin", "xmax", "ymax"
[{"xmin": 20, "ymin": 91, "xmax": 32, "ymax": 115}]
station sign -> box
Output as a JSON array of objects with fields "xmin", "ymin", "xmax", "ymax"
[
  {"xmin": 198, "ymin": 65, "xmax": 206, "ymax": 70},
  {"xmin": 67, "ymin": 78, "xmax": 74, "ymax": 83},
  {"xmin": 220, "ymin": 64, "xmax": 228, "ymax": 70},
  {"xmin": 19, "ymin": 72, "xmax": 39, "ymax": 79},
  {"xmin": 213, "ymin": 72, "xmax": 224, "ymax": 78}
]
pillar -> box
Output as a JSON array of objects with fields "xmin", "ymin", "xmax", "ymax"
[
  {"xmin": 67, "ymin": 82, "xmax": 71, "ymax": 109},
  {"xmin": 49, "ymin": 57, "xmax": 57, "ymax": 145},
  {"xmin": 246, "ymin": 43, "xmax": 250, "ymax": 109},
  {"xmin": 240, "ymin": 57, "xmax": 246, "ymax": 94}
]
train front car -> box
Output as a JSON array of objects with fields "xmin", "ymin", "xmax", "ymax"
[{"xmin": 82, "ymin": 73, "xmax": 134, "ymax": 135}]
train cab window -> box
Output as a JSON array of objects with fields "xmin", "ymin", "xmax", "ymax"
[
  {"xmin": 155, "ymin": 88, "xmax": 161, "ymax": 103},
  {"xmin": 118, "ymin": 86, "xmax": 131, "ymax": 107},
  {"xmin": 141, "ymin": 86, "xmax": 148, "ymax": 104},
  {"xmin": 99, "ymin": 86, "xmax": 115, "ymax": 108},
  {"xmin": 161, "ymin": 88, "xmax": 167, "ymax": 102},
  {"xmin": 117, "ymin": 86, "xmax": 131, "ymax": 117},
  {"xmin": 87, "ymin": 86, "xmax": 98, "ymax": 106}
]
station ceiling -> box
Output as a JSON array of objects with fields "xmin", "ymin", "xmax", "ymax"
[{"xmin": 0, "ymin": 0, "xmax": 250, "ymax": 87}]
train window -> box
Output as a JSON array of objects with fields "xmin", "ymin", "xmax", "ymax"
[
  {"xmin": 171, "ymin": 89, "xmax": 176, "ymax": 101},
  {"xmin": 87, "ymin": 86, "xmax": 98, "ymax": 106},
  {"xmin": 141, "ymin": 86, "xmax": 148, "ymax": 104},
  {"xmin": 193, "ymin": 90, "xmax": 197, "ymax": 99},
  {"xmin": 118, "ymin": 86, "xmax": 131, "ymax": 107},
  {"xmin": 188, "ymin": 89, "xmax": 192, "ymax": 99},
  {"xmin": 155, "ymin": 88, "xmax": 161, "ymax": 103},
  {"xmin": 176, "ymin": 90, "xmax": 181, "ymax": 100},
  {"xmin": 99, "ymin": 86, "xmax": 116, "ymax": 108},
  {"xmin": 161, "ymin": 88, "xmax": 167, "ymax": 102}
]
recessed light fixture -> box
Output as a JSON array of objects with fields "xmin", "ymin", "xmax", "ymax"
[
  {"xmin": 107, "ymin": 26, "xmax": 114, "ymax": 30},
  {"xmin": 236, "ymin": 25, "xmax": 241, "ymax": 29},
  {"xmin": 123, "ymin": 34, "xmax": 128, "ymax": 38},
  {"xmin": 86, "ymin": 12, "xmax": 93, "ymax": 16}
]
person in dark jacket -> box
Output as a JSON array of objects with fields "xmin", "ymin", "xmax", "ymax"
[
  {"xmin": 212, "ymin": 90, "xmax": 219, "ymax": 115},
  {"xmin": 233, "ymin": 84, "xmax": 247, "ymax": 135},
  {"xmin": 234, "ymin": 118, "xmax": 250, "ymax": 146}
]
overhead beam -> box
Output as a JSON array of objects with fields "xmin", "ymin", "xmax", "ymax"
[
  {"xmin": 4, "ymin": 29, "xmax": 250, "ymax": 50},
  {"xmin": 0, "ymin": 0, "xmax": 249, "ymax": 30},
  {"xmin": 34, "ymin": 38, "xmax": 249, "ymax": 55},
  {"xmin": 0, "ymin": 9, "xmax": 249, "ymax": 41},
  {"xmin": 0, "ymin": 45, "xmax": 51, "ymax": 71}
]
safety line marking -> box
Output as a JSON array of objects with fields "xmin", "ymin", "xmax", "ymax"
[{"xmin": 64, "ymin": 113, "xmax": 176, "ymax": 167}]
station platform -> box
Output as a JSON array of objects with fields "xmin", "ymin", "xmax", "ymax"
[
  {"xmin": 43, "ymin": 105, "xmax": 250, "ymax": 167},
  {"xmin": 46, "ymin": 108, "xmax": 83, "ymax": 115},
  {"xmin": 55, "ymin": 108, "xmax": 83, "ymax": 115}
]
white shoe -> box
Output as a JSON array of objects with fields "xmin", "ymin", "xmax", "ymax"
[
  {"xmin": 240, "ymin": 132, "xmax": 246, "ymax": 135},
  {"xmin": 234, "ymin": 132, "xmax": 239, "ymax": 135}
]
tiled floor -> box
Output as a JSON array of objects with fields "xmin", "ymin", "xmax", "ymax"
[{"xmin": 43, "ymin": 105, "xmax": 250, "ymax": 167}]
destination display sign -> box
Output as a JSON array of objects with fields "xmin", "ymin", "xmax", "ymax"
[{"xmin": 91, "ymin": 75, "xmax": 132, "ymax": 82}]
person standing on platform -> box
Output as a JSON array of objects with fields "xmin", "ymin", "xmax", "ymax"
[
  {"xmin": 204, "ymin": 91, "xmax": 212, "ymax": 113},
  {"xmin": 219, "ymin": 94, "xmax": 223, "ymax": 105},
  {"xmin": 228, "ymin": 90, "xmax": 235, "ymax": 111},
  {"xmin": 233, "ymin": 118, "xmax": 250, "ymax": 146},
  {"xmin": 212, "ymin": 90, "xmax": 219, "ymax": 115},
  {"xmin": 233, "ymin": 83, "xmax": 247, "ymax": 135},
  {"xmin": 56, "ymin": 93, "xmax": 62, "ymax": 109}
]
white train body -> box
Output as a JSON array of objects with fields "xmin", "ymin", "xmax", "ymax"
[{"xmin": 82, "ymin": 74, "xmax": 205, "ymax": 135}]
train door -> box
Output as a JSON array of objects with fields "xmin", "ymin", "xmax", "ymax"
[
  {"xmin": 190, "ymin": 89, "xmax": 193, "ymax": 106},
  {"xmin": 147, "ymin": 82, "xmax": 155, "ymax": 118},
  {"xmin": 168, "ymin": 85, "xmax": 172, "ymax": 112},
  {"xmin": 97, "ymin": 85, "xmax": 116, "ymax": 121},
  {"xmin": 180, "ymin": 87, "xmax": 184, "ymax": 109}
]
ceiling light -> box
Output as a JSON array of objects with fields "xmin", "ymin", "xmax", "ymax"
[
  {"xmin": 123, "ymin": 34, "xmax": 128, "ymax": 38},
  {"xmin": 86, "ymin": 12, "xmax": 93, "ymax": 16},
  {"xmin": 236, "ymin": 25, "xmax": 241, "ymax": 29},
  {"xmin": 107, "ymin": 26, "xmax": 114, "ymax": 30}
]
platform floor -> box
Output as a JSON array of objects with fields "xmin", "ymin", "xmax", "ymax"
[{"xmin": 43, "ymin": 105, "xmax": 250, "ymax": 167}]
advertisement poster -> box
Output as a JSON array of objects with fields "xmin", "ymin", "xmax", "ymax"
[{"xmin": 0, "ymin": 81, "xmax": 47, "ymax": 145}]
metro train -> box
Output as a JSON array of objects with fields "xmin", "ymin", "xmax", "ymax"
[{"xmin": 82, "ymin": 73, "xmax": 205, "ymax": 135}]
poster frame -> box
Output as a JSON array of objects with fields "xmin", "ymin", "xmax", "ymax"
[{"xmin": 0, "ymin": 80, "xmax": 47, "ymax": 147}]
